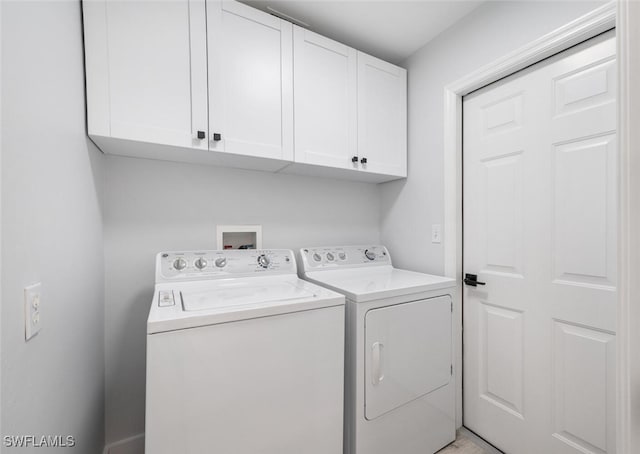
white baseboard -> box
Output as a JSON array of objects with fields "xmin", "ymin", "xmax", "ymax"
[{"xmin": 103, "ymin": 433, "xmax": 144, "ymax": 454}]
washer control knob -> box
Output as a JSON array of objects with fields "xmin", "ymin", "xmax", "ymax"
[
  {"xmin": 215, "ymin": 257, "xmax": 227, "ymax": 268},
  {"xmin": 312, "ymin": 253, "xmax": 322, "ymax": 262},
  {"xmin": 173, "ymin": 258, "xmax": 187, "ymax": 271},
  {"xmin": 364, "ymin": 249, "xmax": 376, "ymax": 261},
  {"xmin": 257, "ymin": 254, "xmax": 270, "ymax": 269},
  {"xmin": 326, "ymin": 252, "xmax": 335, "ymax": 262},
  {"xmin": 338, "ymin": 252, "xmax": 347, "ymax": 261},
  {"xmin": 194, "ymin": 258, "xmax": 208, "ymax": 270}
]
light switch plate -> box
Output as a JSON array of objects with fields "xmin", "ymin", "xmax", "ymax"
[
  {"xmin": 24, "ymin": 283, "xmax": 42, "ymax": 341},
  {"xmin": 431, "ymin": 224, "xmax": 442, "ymax": 244}
]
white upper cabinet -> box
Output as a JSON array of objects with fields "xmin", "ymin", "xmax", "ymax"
[
  {"xmin": 83, "ymin": 0, "xmax": 407, "ymax": 182},
  {"xmin": 207, "ymin": 1, "xmax": 293, "ymax": 161},
  {"xmin": 83, "ymin": 0, "xmax": 208, "ymax": 151},
  {"xmin": 357, "ymin": 52, "xmax": 407, "ymax": 178},
  {"xmin": 293, "ymin": 26, "xmax": 358, "ymax": 170},
  {"xmin": 291, "ymin": 27, "xmax": 407, "ymax": 181}
]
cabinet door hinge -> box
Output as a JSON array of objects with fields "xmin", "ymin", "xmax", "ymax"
[{"xmin": 451, "ymin": 364, "xmax": 453, "ymax": 375}]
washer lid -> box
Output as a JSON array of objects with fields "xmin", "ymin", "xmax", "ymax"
[
  {"xmin": 181, "ymin": 281, "xmax": 315, "ymax": 311},
  {"xmin": 304, "ymin": 266, "xmax": 456, "ymax": 302},
  {"xmin": 147, "ymin": 276, "xmax": 345, "ymax": 334}
]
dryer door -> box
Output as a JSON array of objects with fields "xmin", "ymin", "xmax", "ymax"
[{"xmin": 364, "ymin": 296, "xmax": 452, "ymax": 420}]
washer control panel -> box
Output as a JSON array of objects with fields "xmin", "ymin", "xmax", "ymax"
[
  {"xmin": 157, "ymin": 249, "xmax": 296, "ymax": 282},
  {"xmin": 300, "ymin": 245, "xmax": 391, "ymax": 270}
]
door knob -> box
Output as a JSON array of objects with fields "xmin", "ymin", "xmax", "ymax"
[
  {"xmin": 212, "ymin": 133, "xmax": 222, "ymax": 142},
  {"xmin": 352, "ymin": 156, "xmax": 358, "ymax": 163},
  {"xmin": 360, "ymin": 157, "xmax": 368, "ymax": 164},
  {"xmin": 463, "ymin": 273, "xmax": 486, "ymax": 287},
  {"xmin": 196, "ymin": 130, "xmax": 206, "ymax": 140}
]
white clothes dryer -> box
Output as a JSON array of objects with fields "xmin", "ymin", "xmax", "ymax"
[
  {"xmin": 299, "ymin": 245, "xmax": 457, "ymax": 454},
  {"xmin": 146, "ymin": 249, "xmax": 345, "ymax": 454}
]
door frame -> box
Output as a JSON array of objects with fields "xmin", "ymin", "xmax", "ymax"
[
  {"xmin": 0, "ymin": 0, "xmax": 3, "ymax": 441},
  {"xmin": 614, "ymin": 1, "xmax": 640, "ymax": 452},
  {"xmin": 441, "ymin": 0, "xmax": 618, "ymax": 437}
]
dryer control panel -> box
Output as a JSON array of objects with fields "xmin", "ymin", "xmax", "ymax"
[
  {"xmin": 300, "ymin": 245, "xmax": 391, "ymax": 270},
  {"xmin": 156, "ymin": 249, "xmax": 297, "ymax": 282}
]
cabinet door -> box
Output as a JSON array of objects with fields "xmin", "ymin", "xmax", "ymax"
[
  {"xmin": 207, "ymin": 1, "xmax": 293, "ymax": 161},
  {"xmin": 83, "ymin": 0, "xmax": 208, "ymax": 150},
  {"xmin": 293, "ymin": 27, "xmax": 357, "ymax": 169},
  {"xmin": 357, "ymin": 52, "xmax": 407, "ymax": 177}
]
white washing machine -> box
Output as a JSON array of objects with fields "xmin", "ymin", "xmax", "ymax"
[
  {"xmin": 146, "ymin": 249, "xmax": 345, "ymax": 454},
  {"xmin": 299, "ymin": 245, "xmax": 457, "ymax": 454}
]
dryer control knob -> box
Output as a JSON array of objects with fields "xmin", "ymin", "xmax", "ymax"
[
  {"xmin": 215, "ymin": 257, "xmax": 227, "ymax": 268},
  {"xmin": 194, "ymin": 258, "xmax": 208, "ymax": 270},
  {"xmin": 312, "ymin": 253, "xmax": 322, "ymax": 262},
  {"xmin": 364, "ymin": 249, "xmax": 376, "ymax": 261},
  {"xmin": 173, "ymin": 258, "xmax": 187, "ymax": 271},
  {"xmin": 326, "ymin": 252, "xmax": 335, "ymax": 262},
  {"xmin": 257, "ymin": 254, "xmax": 270, "ymax": 268}
]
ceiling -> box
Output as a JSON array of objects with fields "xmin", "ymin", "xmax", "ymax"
[{"xmin": 240, "ymin": 0, "xmax": 485, "ymax": 64}]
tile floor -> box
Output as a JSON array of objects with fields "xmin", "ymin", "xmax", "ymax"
[{"xmin": 437, "ymin": 429, "xmax": 503, "ymax": 454}]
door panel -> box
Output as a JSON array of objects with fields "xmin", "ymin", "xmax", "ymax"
[
  {"xmin": 553, "ymin": 58, "xmax": 615, "ymax": 117},
  {"xmin": 480, "ymin": 303, "xmax": 524, "ymax": 418},
  {"xmin": 207, "ymin": 1, "xmax": 293, "ymax": 160},
  {"xmin": 552, "ymin": 135, "xmax": 616, "ymax": 288},
  {"xmin": 463, "ymin": 31, "xmax": 616, "ymax": 454},
  {"xmin": 293, "ymin": 26, "xmax": 357, "ymax": 169},
  {"xmin": 551, "ymin": 321, "xmax": 615, "ymax": 454},
  {"xmin": 364, "ymin": 296, "xmax": 451, "ymax": 420},
  {"xmin": 483, "ymin": 152, "xmax": 524, "ymax": 276},
  {"xmin": 357, "ymin": 52, "xmax": 407, "ymax": 177},
  {"xmin": 104, "ymin": 0, "xmax": 208, "ymax": 149}
]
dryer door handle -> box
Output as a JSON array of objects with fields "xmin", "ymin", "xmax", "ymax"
[{"xmin": 371, "ymin": 342, "xmax": 384, "ymax": 386}]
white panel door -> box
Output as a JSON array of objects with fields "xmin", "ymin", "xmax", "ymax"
[
  {"xmin": 364, "ymin": 296, "xmax": 452, "ymax": 420},
  {"xmin": 92, "ymin": 0, "xmax": 208, "ymax": 149},
  {"xmin": 293, "ymin": 26, "xmax": 358, "ymax": 170},
  {"xmin": 357, "ymin": 52, "xmax": 407, "ymax": 177},
  {"xmin": 463, "ymin": 32, "xmax": 616, "ymax": 454},
  {"xmin": 207, "ymin": 1, "xmax": 293, "ymax": 161}
]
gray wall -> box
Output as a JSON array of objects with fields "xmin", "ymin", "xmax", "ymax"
[
  {"xmin": 103, "ymin": 156, "xmax": 381, "ymax": 445},
  {"xmin": 1, "ymin": 1, "xmax": 105, "ymax": 453},
  {"xmin": 380, "ymin": 0, "xmax": 606, "ymax": 275}
]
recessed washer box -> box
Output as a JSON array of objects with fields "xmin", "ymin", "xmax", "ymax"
[{"xmin": 216, "ymin": 225, "xmax": 262, "ymax": 250}]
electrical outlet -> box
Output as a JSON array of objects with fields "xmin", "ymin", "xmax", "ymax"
[
  {"xmin": 24, "ymin": 283, "xmax": 42, "ymax": 341},
  {"xmin": 431, "ymin": 224, "xmax": 442, "ymax": 244}
]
